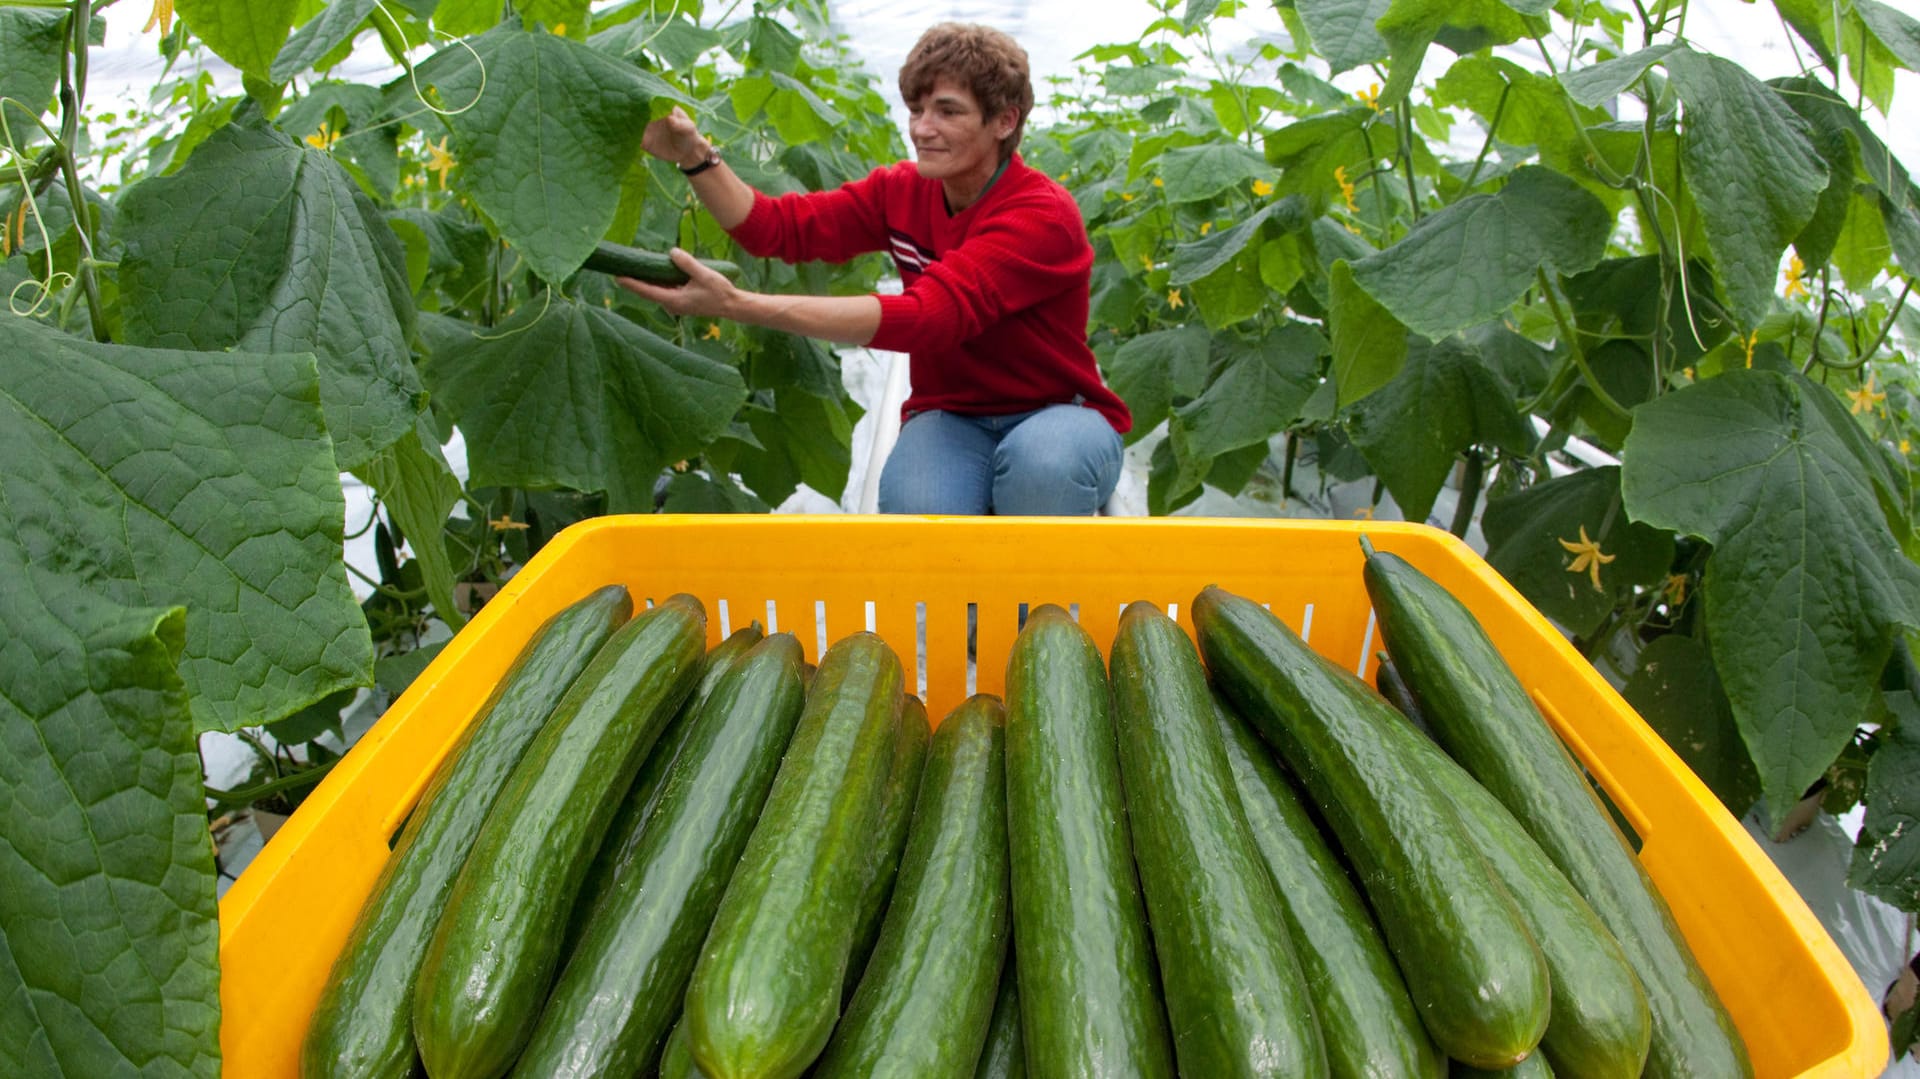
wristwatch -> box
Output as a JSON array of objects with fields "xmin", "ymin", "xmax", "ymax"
[{"xmin": 680, "ymin": 147, "xmax": 721, "ymax": 177}]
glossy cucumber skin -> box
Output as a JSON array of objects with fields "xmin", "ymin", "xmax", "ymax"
[
  {"xmin": 581, "ymin": 240, "xmax": 742, "ymax": 284},
  {"xmin": 842, "ymin": 695, "xmax": 932, "ymax": 1001},
  {"xmin": 300, "ymin": 585, "xmax": 631, "ymax": 1079},
  {"xmin": 658, "ymin": 1018, "xmax": 697, "ymax": 1079},
  {"xmin": 1004, "ymin": 604, "xmax": 1176, "ymax": 1079},
  {"xmin": 410, "ymin": 594, "xmax": 707, "ymax": 1079},
  {"xmin": 1213, "ymin": 693, "xmax": 1445, "ymax": 1079},
  {"xmin": 1192, "ymin": 586, "xmax": 1549, "ymax": 1068},
  {"xmin": 973, "ymin": 952, "xmax": 1023, "ymax": 1079},
  {"xmin": 1362, "ymin": 550, "xmax": 1752, "ymax": 1079},
  {"xmin": 510, "ymin": 633, "xmax": 808, "ymax": 1078},
  {"xmin": 814, "ymin": 693, "xmax": 1011, "ymax": 1079},
  {"xmin": 1452, "ymin": 1052, "xmax": 1556, "ymax": 1077},
  {"xmin": 567, "ymin": 622, "xmax": 766, "ymax": 949},
  {"xmin": 1381, "ymin": 706, "xmax": 1651, "ymax": 1078},
  {"xmin": 1108, "ymin": 602, "xmax": 1326, "ymax": 1078},
  {"xmin": 684, "ymin": 631, "xmax": 905, "ymax": 1079}
]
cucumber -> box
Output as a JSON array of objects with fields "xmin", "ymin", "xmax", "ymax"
[
  {"xmin": 567, "ymin": 621, "xmax": 766, "ymax": 949},
  {"xmin": 300, "ymin": 586, "xmax": 631, "ymax": 1079},
  {"xmin": 1108, "ymin": 602, "xmax": 1326, "ymax": 1078},
  {"xmin": 581, "ymin": 239, "xmax": 742, "ymax": 284},
  {"xmin": 1377, "ymin": 701, "xmax": 1651, "ymax": 1078},
  {"xmin": 1191, "ymin": 585, "xmax": 1549, "ymax": 1068},
  {"xmin": 658, "ymin": 1017, "xmax": 697, "ymax": 1079},
  {"xmin": 843, "ymin": 694, "xmax": 932, "ymax": 1001},
  {"xmin": 511, "ymin": 633, "xmax": 809, "ymax": 1078},
  {"xmin": 974, "ymin": 952, "xmax": 1023, "ymax": 1079},
  {"xmin": 411, "ymin": 594, "xmax": 707, "ymax": 1079},
  {"xmin": 1004, "ymin": 604, "xmax": 1175, "ymax": 1079},
  {"xmin": 814, "ymin": 693, "xmax": 1011, "ymax": 1079},
  {"xmin": 1212, "ymin": 691, "xmax": 1445, "ymax": 1079},
  {"xmin": 1361, "ymin": 546, "xmax": 1753, "ymax": 1078},
  {"xmin": 684, "ymin": 631, "xmax": 905, "ymax": 1079},
  {"xmin": 1453, "ymin": 1053, "xmax": 1555, "ymax": 1078}
]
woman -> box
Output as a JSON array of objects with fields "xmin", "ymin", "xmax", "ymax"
[{"xmin": 621, "ymin": 22, "xmax": 1131, "ymax": 516}]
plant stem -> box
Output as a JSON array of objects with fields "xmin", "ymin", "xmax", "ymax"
[
  {"xmin": 1396, "ymin": 97, "xmax": 1420, "ymax": 222},
  {"xmin": 1458, "ymin": 80, "xmax": 1512, "ymax": 194},
  {"xmin": 1450, "ymin": 450, "xmax": 1484, "ymax": 539},
  {"xmin": 204, "ymin": 761, "xmax": 338, "ymax": 807},
  {"xmin": 1359, "ymin": 124, "xmax": 1393, "ymax": 241},
  {"xmin": 1538, "ymin": 266, "xmax": 1633, "ymax": 421},
  {"xmin": 57, "ymin": 0, "xmax": 107, "ymax": 341},
  {"xmin": 1281, "ymin": 430, "xmax": 1298, "ymax": 502}
]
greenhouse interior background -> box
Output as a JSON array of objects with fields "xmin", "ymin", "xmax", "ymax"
[{"xmin": 51, "ymin": 2, "xmax": 1920, "ymax": 1074}]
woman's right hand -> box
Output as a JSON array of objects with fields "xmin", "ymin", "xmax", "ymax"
[{"xmin": 642, "ymin": 108, "xmax": 711, "ymax": 170}]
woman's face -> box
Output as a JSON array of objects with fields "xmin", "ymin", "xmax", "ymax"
[{"xmin": 907, "ymin": 76, "xmax": 1015, "ymax": 189}]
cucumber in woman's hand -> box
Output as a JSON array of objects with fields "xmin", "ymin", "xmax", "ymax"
[{"xmin": 582, "ymin": 240, "xmax": 741, "ymax": 285}]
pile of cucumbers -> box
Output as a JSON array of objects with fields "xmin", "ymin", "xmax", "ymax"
[{"xmin": 301, "ymin": 543, "xmax": 1753, "ymax": 1079}]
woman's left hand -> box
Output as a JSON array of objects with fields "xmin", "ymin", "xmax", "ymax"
[{"xmin": 615, "ymin": 248, "xmax": 741, "ymax": 319}]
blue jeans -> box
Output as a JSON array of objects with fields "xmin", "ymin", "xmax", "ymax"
[{"xmin": 877, "ymin": 405, "xmax": 1124, "ymax": 515}]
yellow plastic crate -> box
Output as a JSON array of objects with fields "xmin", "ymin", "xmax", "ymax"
[{"xmin": 219, "ymin": 516, "xmax": 1887, "ymax": 1078}]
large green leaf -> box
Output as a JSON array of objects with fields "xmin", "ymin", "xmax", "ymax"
[
  {"xmin": 416, "ymin": 24, "xmax": 656, "ymax": 284},
  {"xmin": 0, "ymin": 316, "xmax": 372, "ymax": 733},
  {"xmin": 1168, "ymin": 321, "xmax": 1325, "ymax": 482},
  {"xmin": 1664, "ymin": 48, "xmax": 1828, "ymax": 328},
  {"xmin": 1157, "ymin": 143, "xmax": 1274, "ymax": 204},
  {"xmin": 1375, "ymin": 0, "xmax": 1532, "ymax": 109},
  {"xmin": 117, "ymin": 118, "xmax": 423, "ymax": 472},
  {"xmin": 176, "ymin": 0, "xmax": 301, "ymax": 80},
  {"xmin": 0, "ymin": 6, "xmax": 65, "ymax": 118},
  {"xmin": 1293, "ymin": 0, "xmax": 1391, "ymax": 74},
  {"xmin": 270, "ymin": 0, "xmax": 377, "ymax": 82},
  {"xmin": 1850, "ymin": 696, "xmax": 1920, "ymax": 911},
  {"xmin": 1328, "ymin": 259, "xmax": 1408, "ymax": 406},
  {"xmin": 0, "ymin": 583, "xmax": 218, "ymax": 1077},
  {"xmin": 1482, "ymin": 465, "xmax": 1675, "ymax": 638},
  {"xmin": 1622, "ymin": 633, "xmax": 1762, "ymax": 818},
  {"xmin": 1621, "ymin": 370, "xmax": 1920, "ymax": 821},
  {"xmin": 1349, "ymin": 165, "xmax": 1611, "ymax": 341},
  {"xmin": 733, "ymin": 388, "xmax": 861, "ymax": 506},
  {"xmin": 1856, "ymin": 0, "xmax": 1920, "ymax": 73},
  {"xmin": 1558, "ymin": 43, "xmax": 1678, "ymax": 108},
  {"xmin": 1346, "ymin": 334, "xmax": 1532, "ymax": 521},
  {"xmin": 1169, "ymin": 195, "xmax": 1310, "ymax": 285},
  {"xmin": 1107, "ymin": 324, "xmax": 1211, "ymax": 443},
  {"xmin": 353, "ymin": 418, "xmax": 464, "ymax": 631},
  {"xmin": 421, "ymin": 298, "xmax": 748, "ymax": 512}
]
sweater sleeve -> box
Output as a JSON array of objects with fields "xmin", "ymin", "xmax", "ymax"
[
  {"xmin": 728, "ymin": 166, "xmax": 893, "ymax": 264},
  {"xmin": 869, "ymin": 195, "xmax": 1091, "ymax": 354}
]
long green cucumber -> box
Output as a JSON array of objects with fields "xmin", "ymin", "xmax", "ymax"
[
  {"xmin": 300, "ymin": 586, "xmax": 631, "ymax": 1079},
  {"xmin": 510, "ymin": 633, "xmax": 808, "ymax": 1078},
  {"xmin": 567, "ymin": 621, "xmax": 766, "ymax": 949},
  {"xmin": 1378, "ymin": 699, "xmax": 1651, "ymax": 1078},
  {"xmin": 684, "ymin": 631, "xmax": 905, "ymax": 1079},
  {"xmin": 1192, "ymin": 585, "xmax": 1549, "ymax": 1068},
  {"xmin": 1212, "ymin": 691, "xmax": 1445, "ymax": 1079},
  {"xmin": 1362, "ymin": 546, "xmax": 1753, "ymax": 1078},
  {"xmin": 974, "ymin": 952, "xmax": 1023, "ymax": 1079},
  {"xmin": 842, "ymin": 694, "xmax": 932, "ymax": 1001},
  {"xmin": 411, "ymin": 594, "xmax": 707, "ymax": 1079},
  {"xmin": 814, "ymin": 693, "xmax": 1011, "ymax": 1079},
  {"xmin": 1004, "ymin": 604, "xmax": 1175, "ymax": 1079},
  {"xmin": 581, "ymin": 239, "xmax": 742, "ymax": 284},
  {"xmin": 1109, "ymin": 601, "xmax": 1326, "ymax": 1077}
]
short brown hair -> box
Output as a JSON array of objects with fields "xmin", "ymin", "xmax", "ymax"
[{"xmin": 898, "ymin": 23, "xmax": 1033, "ymax": 159}]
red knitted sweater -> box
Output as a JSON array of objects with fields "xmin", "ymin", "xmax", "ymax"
[{"xmin": 727, "ymin": 154, "xmax": 1131, "ymax": 433}]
